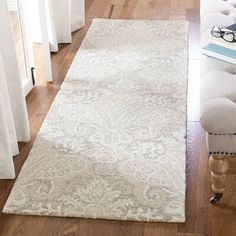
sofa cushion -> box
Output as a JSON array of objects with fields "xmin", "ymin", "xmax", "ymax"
[{"xmin": 201, "ymin": 98, "xmax": 236, "ymax": 134}]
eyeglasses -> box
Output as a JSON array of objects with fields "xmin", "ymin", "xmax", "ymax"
[{"xmin": 211, "ymin": 26, "xmax": 236, "ymax": 43}]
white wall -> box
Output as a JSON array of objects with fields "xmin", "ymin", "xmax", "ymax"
[{"xmin": 24, "ymin": 0, "xmax": 42, "ymax": 43}]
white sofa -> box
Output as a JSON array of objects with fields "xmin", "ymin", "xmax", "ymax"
[{"xmin": 200, "ymin": 0, "xmax": 236, "ymax": 203}]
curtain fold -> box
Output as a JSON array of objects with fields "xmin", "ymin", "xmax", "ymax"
[
  {"xmin": 45, "ymin": 0, "xmax": 85, "ymax": 52},
  {"xmin": 0, "ymin": 0, "xmax": 30, "ymax": 179}
]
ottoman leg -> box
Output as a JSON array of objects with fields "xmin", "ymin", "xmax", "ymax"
[{"xmin": 208, "ymin": 154, "xmax": 229, "ymax": 204}]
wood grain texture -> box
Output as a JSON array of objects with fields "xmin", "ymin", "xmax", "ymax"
[
  {"xmin": 209, "ymin": 155, "xmax": 229, "ymax": 194},
  {"xmin": 1, "ymin": 0, "xmax": 236, "ymax": 236}
]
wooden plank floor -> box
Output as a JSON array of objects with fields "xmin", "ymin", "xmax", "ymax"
[{"xmin": 1, "ymin": 0, "xmax": 236, "ymax": 235}]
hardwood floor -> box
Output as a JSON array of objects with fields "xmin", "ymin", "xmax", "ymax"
[{"xmin": 1, "ymin": 0, "xmax": 236, "ymax": 235}]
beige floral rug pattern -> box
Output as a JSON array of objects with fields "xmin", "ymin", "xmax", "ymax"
[{"xmin": 3, "ymin": 19, "xmax": 189, "ymax": 222}]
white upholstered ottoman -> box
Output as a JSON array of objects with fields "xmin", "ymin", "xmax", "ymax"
[{"xmin": 200, "ymin": 0, "xmax": 236, "ymax": 203}]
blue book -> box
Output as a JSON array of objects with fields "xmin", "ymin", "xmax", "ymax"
[
  {"xmin": 202, "ymin": 43, "xmax": 236, "ymax": 65},
  {"xmin": 225, "ymin": 23, "xmax": 236, "ymax": 32}
]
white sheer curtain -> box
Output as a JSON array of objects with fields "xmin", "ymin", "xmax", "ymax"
[
  {"xmin": 45, "ymin": 0, "xmax": 85, "ymax": 52},
  {"xmin": 0, "ymin": 0, "xmax": 30, "ymax": 179}
]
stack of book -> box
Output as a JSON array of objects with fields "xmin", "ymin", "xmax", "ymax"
[{"xmin": 202, "ymin": 23, "xmax": 236, "ymax": 64}]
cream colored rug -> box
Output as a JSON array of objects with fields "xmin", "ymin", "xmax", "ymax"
[{"xmin": 3, "ymin": 19, "xmax": 189, "ymax": 222}]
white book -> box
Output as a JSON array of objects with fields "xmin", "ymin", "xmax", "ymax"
[
  {"xmin": 208, "ymin": 35, "xmax": 236, "ymax": 51},
  {"xmin": 202, "ymin": 43, "xmax": 236, "ymax": 65}
]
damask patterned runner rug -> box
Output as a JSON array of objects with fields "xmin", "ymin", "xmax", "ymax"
[{"xmin": 3, "ymin": 19, "xmax": 188, "ymax": 222}]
